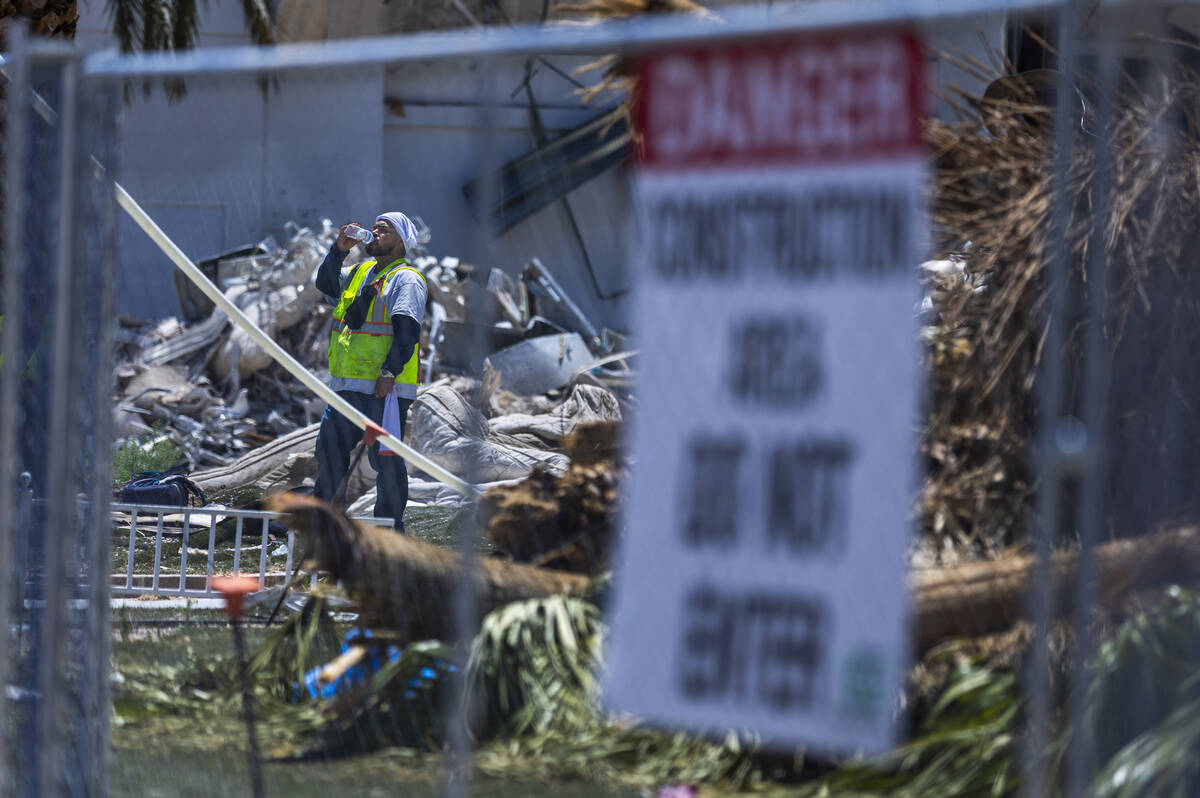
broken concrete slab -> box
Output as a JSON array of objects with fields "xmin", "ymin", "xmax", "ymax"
[
  {"xmin": 483, "ymin": 332, "xmax": 592, "ymax": 396},
  {"xmin": 138, "ymin": 310, "xmax": 229, "ymax": 367},
  {"xmin": 522, "ymin": 258, "xmax": 602, "ymax": 352}
]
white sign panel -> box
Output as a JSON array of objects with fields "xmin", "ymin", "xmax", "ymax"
[{"xmin": 604, "ymin": 29, "xmax": 926, "ymax": 754}]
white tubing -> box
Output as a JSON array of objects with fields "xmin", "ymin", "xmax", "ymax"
[{"xmin": 115, "ymin": 183, "xmax": 479, "ymax": 499}]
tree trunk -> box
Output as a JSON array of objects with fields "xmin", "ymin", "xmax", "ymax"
[
  {"xmin": 271, "ymin": 493, "xmax": 1200, "ymax": 654},
  {"xmin": 266, "ymin": 493, "xmax": 590, "ymax": 642},
  {"xmin": 912, "ymin": 527, "xmax": 1200, "ymax": 655}
]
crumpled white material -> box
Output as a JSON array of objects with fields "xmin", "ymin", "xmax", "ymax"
[
  {"xmin": 487, "ymin": 383, "xmax": 621, "ymax": 444},
  {"xmin": 409, "ymin": 383, "xmax": 569, "ymax": 482}
]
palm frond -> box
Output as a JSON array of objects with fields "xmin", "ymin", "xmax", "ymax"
[
  {"xmin": 139, "ymin": 0, "xmax": 173, "ymax": 52},
  {"xmin": 818, "ymin": 651, "xmax": 1021, "ymax": 798},
  {"xmin": 466, "ymin": 595, "xmax": 603, "ymax": 738},
  {"xmin": 247, "ymin": 593, "xmax": 343, "ymax": 701},
  {"xmin": 171, "ymin": 0, "xmax": 199, "ymax": 51},
  {"xmin": 1091, "ymin": 691, "xmax": 1200, "ymax": 798},
  {"xmin": 107, "ymin": 0, "xmax": 270, "ymax": 55},
  {"xmin": 106, "ymin": 0, "xmax": 140, "ymax": 53},
  {"xmin": 1082, "ymin": 589, "xmax": 1200, "ymax": 794},
  {"xmin": 467, "ymin": 596, "xmax": 763, "ymax": 790},
  {"xmin": 241, "ymin": 0, "xmax": 274, "ymax": 45}
]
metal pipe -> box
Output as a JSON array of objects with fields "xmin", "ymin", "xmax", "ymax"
[
  {"xmin": 125, "ymin": 516, "xmax": 138, "ymax": 590},
  {"xmin": 207, "ymin": 514, "xmax": 218, "ymax": 582},
  {"xmin": 179, "ymin": 513, "xmax": 192, "ymax": 597},
  {"xmin": 213, "ymin": 576, "xmax": 266, "ymax": 798},
  {"xmin": 233, "ymin": 516, "xmax": 244, "ymax": 574},
  {"xmin": 13, "ymin": 40, "xmax": 76, "ymax": 60},
  {"xmin": 257, "ymin": 518, "xmax": 269, "ymax": 588},
  {"xmin": 111, "ymin": 503, "xmax": 281, "ymax": 518},
  {"xmin": 152, "ymin": 513, "xmax": 165, "ymax": 593},
  {"xmin": 231, "ymin": 617, "xmax": 265, "ymax": 798},
  {"xmin": 284, "ymin": 531, "xmax": 295, "ymax": 585}
]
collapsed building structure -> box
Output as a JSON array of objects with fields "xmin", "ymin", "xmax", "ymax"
[{"xmin": 113, "ymin": 218, "xmax": 631, "ymax": 513}]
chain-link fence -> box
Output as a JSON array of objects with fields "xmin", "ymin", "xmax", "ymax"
[
  {"xmin": 5, "ymin": 0, "xmax": 1200, "ymax": 795},
  {"xmin": 1, "ymin": 31, "xmax": 117, "ymax": 796}
]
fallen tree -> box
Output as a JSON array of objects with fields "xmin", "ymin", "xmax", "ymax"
[
  {"xmin": 272, "ymin": 487, "xmax": 1200, "ymax": 658},
  {"xmin": 913, "ymin": 527, "xmax": 1200, "ymax": 655},
  {"xmin": 265, "ymin": 492, "xmax": 590, "ymax": 641}
]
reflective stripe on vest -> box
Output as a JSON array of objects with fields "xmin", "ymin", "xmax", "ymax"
[
  {"xmin": 331, "ymin": 318, "xmax": 392, "ymax": 336},
  {"xmin": 328, "ymin": 258, "xmax": 426, "ymax": 385}
]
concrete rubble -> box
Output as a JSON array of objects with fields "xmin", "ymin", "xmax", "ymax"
[{"xmin": 113, "ymin": 219, "xmax": 634, "ymax": 513}]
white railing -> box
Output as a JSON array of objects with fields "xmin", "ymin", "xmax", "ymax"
[
  {"xmin": 110, "ymin": 503, "xmax": 294, "ymax": 598},
  {"xmin": 109, "ymin": 502, "xmax": 393, "ymax": 599}
]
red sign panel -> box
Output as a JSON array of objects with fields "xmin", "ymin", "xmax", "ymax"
[{"xmin": 634, "ymin": 30, "xmax": 925, "ymax": 169}]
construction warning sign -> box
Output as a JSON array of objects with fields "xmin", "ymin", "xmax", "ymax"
[{"xmin": 605, "ymin": 29, "xmax": 927, "ymax": 754}]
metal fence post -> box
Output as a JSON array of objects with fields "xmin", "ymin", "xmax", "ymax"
[
  {"xmin": 36, "ymin": 51, "xmax": 80, "ymax": 798},
  {"xmin": 0, "ymin": 22, "xmax": 30, "ymax": 794},
  {"xmin": 85, "ymin": 69, "xmax": 120, "ymax": 795},
  {"xmin": 1026, "ymin": 2, "xmax": 1078, "ymax": 795},
  {"xmin": 1065, "ymin": 13, "xmax": 1117, "ymax": 796}
]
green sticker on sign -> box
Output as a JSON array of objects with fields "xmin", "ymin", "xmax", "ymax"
[{"xmin": 841, "ymin": 647, "xmax": 886, "ymax": 721}]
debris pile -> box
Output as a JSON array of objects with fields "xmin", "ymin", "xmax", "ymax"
[
  {"xmin": 113, "ymin": 221, "xmax": 344, "ymax": 470},
  {"xmin": 919, "ymin": 67, "xmax": 1200, "ymax": 561},
  {"xmin": 113, "ymin": 219, "xmax": 632, "ymax": 513}
]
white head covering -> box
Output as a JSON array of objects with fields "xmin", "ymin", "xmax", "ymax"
[{"xmin": 376, "ymin": 212, "xmax": 419, "ymax": 254}]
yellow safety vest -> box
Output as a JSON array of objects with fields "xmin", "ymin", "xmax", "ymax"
[{"xmin": 329, "ymin": 258, "xmax": 426, "ymax": 387}]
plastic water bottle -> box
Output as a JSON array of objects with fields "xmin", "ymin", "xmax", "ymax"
[{"xmin": 345, "ymin": 223, "xmax": 373, "ymax": 244}]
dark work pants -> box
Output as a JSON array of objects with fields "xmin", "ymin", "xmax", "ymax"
[{"xmin": 313, "ymin": 389, "xmax": 412, "ymax": 531}]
